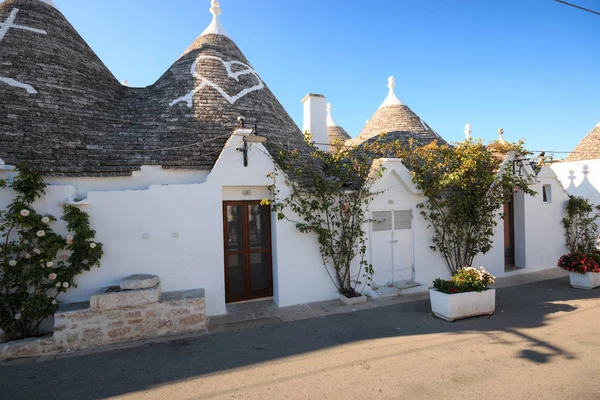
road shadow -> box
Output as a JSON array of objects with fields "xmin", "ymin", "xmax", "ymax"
[{"xmin": 0, "ymin": 276, "xmax": 598, "ymax": 400}]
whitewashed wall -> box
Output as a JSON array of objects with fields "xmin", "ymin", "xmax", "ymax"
[
  {"xmin": 0, "ymin": 149, "xmax": 570, "ymax": 316},
  {"xmin": 0, "ymin": 136, "xmax": 339, "ymax": 316},
  {"xmin": 45, "ymin": 166, "xmax": 209, "ymax": 197},
  {"xmin": 369, "ymin": 161, "xmax": 568, "ymax": 287},
  {"xmin": 367, "ymin": 160, "xmax": 448, "ymax": 287},
  {"xmin": 551, "ymin": 159, "xmax": 600, "ymax": 206}
]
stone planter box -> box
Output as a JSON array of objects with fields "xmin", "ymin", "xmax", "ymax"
[
  {"xmin": 339, "ymin": 293, "xmax": 367, "ymax": 306},
  {"xmin": 569, "ymin": 272, "xmax": 600, "ymax": 290},
  {"xmin": 429, "ymin": 289, "xmax": 495, "ymax": 321}
]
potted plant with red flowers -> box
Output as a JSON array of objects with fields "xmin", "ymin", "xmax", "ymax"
[
  {"xmin": 558, "ymin": 196, "xmax": 600, "ymax": 290},
  {"xmin": 557, "ymin": 252, "xmax": 600, "ymax": 290},
  {"xmin": 429, "ymin": 267, "xmax": 496, "ymax": 321}
]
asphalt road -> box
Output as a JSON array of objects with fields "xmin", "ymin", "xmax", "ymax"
[{"xmin": 2, "ymin": 277, "xmax": 600, "ymax": 400}]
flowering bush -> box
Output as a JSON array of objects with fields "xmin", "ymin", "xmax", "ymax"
[
  {"xmin": 0, "ymin": 166, "xmax": 103, "ymax": 340},
  {"xmin": 433, "ymin": 267, "xmax": 495, "ymax": 294},
  {"xmin": 557, "ymin": 252, "xmax": 600, "ymax": 274}
]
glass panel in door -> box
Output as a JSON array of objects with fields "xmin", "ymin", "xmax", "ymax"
[
  {"xmin": 227, "ymin": 253, "xmax": 245, "ymax": 298},
  {"xmin": 248, "ymin": 204, "xmax": 269, "ymax": 249},
  {"xmin": 249, "ymin": 252, "xmax": 270, "ymax": 291},
  {"xmin": 226, "ymin": 205, "xmax": 244, "ymax": 251}
]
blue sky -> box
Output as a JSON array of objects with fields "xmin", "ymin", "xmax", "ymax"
[{"xmin": 49, "ymin": 0, "xmax": 600, "ymax": 156}]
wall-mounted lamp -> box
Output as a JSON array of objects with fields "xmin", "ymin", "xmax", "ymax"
[
  {"xmin": 512, "ymin": 158, "xmax": 537, "ymax": 178},
  {"xmin": 235, "ymin": 118, "xmax": 267, "ymax": 167}
]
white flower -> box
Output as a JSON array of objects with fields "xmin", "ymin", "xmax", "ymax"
[
  {"xmin": 20, "ymin": 209, "xmax": 30, "ymax": 217},
  {"xmin": 89, "ymin": 243, "xmax": 96, "ymax": 249},
  {"xmin": 33, "ymin": 248, "xmax": 41, "ymax": 255},
  {"xmin": 55, "ymin": 282, "xmax": 61, "ymax": 288},
  {"xmin": 52, "ymin": 300, "xmax": 57, "ymax": 305},
  {"xmin": 48, "ymin": 273, "xmax": 57, "ymax": 281},
  {"xmin": 36, "ymin": 230, "xmax": 46, "ymax": 237},
  {"xmin": 25, "ymin": 253, "xmax": 31, "ymax": 259},
  {"xmin": 41, "ymin": 217, "xmax": 50, "ymax": 224},
  {"xmin": 66, "ymin": 235, "xmax": 73, "ymax": 243},
  {"xmin": 62, "ymin": 282, "xmax": 69, "ymax": 288},
  {"xmin": 61, "ymin": 254, "xmax": 69, "ymax": 261},
  {"xmin": 46, "ymin": 261, "xmax": 53, "ymax": 268},
  {"xmin": 14, "ymin": 312, "xmax": 21, "ymax": 320},
  {"xmin": 8, "ymin": 260, "xmax": 17, "ymax": 266}
]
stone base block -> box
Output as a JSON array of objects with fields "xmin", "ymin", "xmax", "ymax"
[
  {"xmin": 0, "ymin": 288, "xmax": 207, "ymax": 361},
  {"xmin": 120, "ymin": 274, "xmax": 160, "ymax": 290},
  {"xmin": 90, "ymin": 283, "xmax": 162, "ymax": 312}
]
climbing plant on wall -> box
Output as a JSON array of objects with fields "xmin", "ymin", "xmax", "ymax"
[
  {"xmin": 0, "ymin": 166, "xmax": 103, "ymax": 340},
  {"xmin": 562, "ymin": 196, "xmax": 599, "ymax": 254},
  {"xmin": 265, "ymin": 137, "xmax": 395, "ymax": 298},
  {"xmin": 396, "ymin": 139, "xmax": 536, "ymax": 274}
]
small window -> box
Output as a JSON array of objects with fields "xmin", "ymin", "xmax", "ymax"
[
  {"xmin": 372, "ymin": 211, "xmax": 392, "ymax": 232},
  {"xmin": 394, "ymin": 210, "xmax": 412, "ymax": 230},
  {"xmin": 542, "ymin": 184, "xmax": 552, "ymax": 203}
]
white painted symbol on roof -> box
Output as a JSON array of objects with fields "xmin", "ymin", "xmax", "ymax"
[
  {"xmin": 0, "ymin": 9, "xmax": 47, "ymax": 43},
  {"xmin": 0, "ymin": 77, "xmax": 37, "ymax": 94},
  {"xmin": 0, "ymin": 8, "xmax": 48, "ymax": 95},
  {"xmin": 170, "ymin": 55, "xmax": 264, "ymax": 107}
]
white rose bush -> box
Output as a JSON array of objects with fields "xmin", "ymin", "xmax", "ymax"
[{"xmin": 0, "ymin": 166, "xmax": 104, "ymax": 340}]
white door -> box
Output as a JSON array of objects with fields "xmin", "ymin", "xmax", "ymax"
[{"xmin": 370, "ymin": 210, "xmax": 413, "ymax": 287}]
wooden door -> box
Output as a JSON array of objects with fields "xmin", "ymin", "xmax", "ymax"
[
  {"xmin": 503, "ymin": 197, "xmax": 515, "ymax": 267},
  {"xmin": 223, "ymin": 201, "xmax": 273, "ymax": 303}
]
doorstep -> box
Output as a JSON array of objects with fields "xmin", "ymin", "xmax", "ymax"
[{"xmin": 365, "ymin": 282, "xmax": 427, "ymax": 299}]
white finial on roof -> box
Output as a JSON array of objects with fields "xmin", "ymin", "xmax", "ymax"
[
  {"xmin": 379, "ymin": 76, "xmax": 403, "ymax": 108},
  {"xmin": 122, "ymin": 80, "xmax": 129, "ymax": 87},
  {"xmin": 464, "ymin": 124, "xmax": 472, "ymax": 140},
  {"xmin": 498, "ymin": 128, "xmax": 506, "ymax": 143},
  {"xmin": 326, "ymin": 103, "xmax": 339, "ymax": 127},
  {"xmin": 201, "ymin": 0, "xmax": 229, "ymax": 37},
  {"xmin": 39, "ymin": 0, "xmax": 58, "ymax": 9}
]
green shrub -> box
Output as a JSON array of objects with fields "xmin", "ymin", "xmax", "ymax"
[
  {"xmin": 562, "ymin": 196, "xmax": 599, "ymax": 254},
  {"xmin": 0, "ymin": 166, "xmax": 103, "ymax": 340}
]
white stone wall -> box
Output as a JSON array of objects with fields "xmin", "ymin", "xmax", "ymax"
[
  {"xmin": 368, "ymin": 161, "xmax": 568, "ymax": 287},
  {"xmin": 0, "ymin": 135, "xmax": 339, "ymax": 316},
  {"xmin": 551, "ymin": 159, "xmax": 600, "ymax": 205},
  {"xmin": 0, "ymin": 145, "xmax": 570, "ymax": 318}
]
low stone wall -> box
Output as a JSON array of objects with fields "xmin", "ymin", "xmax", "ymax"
[{"xmin": 0, "ymin": 275, "xmax": 207, "ymax": 361}]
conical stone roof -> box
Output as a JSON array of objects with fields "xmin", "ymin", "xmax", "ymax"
[
  {"xmin": 0, "ymin": 0, "xmax": 309, "ymax": 176},
  {"xmin": 0, "ymin": 0, "xmax": 125, "ymax": 175},
  {"xmin": 326, "ymin": 103, "xmax": 351, "ymax": 151},
  {"xmin": 354, "ymin": 76, "xmax": 445, "ymax": 147},
  {"xmin": 565, "ymin": 123, "xmax": 600, "ymax": 162}
]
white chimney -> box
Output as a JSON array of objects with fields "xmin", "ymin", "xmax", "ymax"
[{"xmin": 301, "ymin": 93, "xmax": 329, "ymax": 152}]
